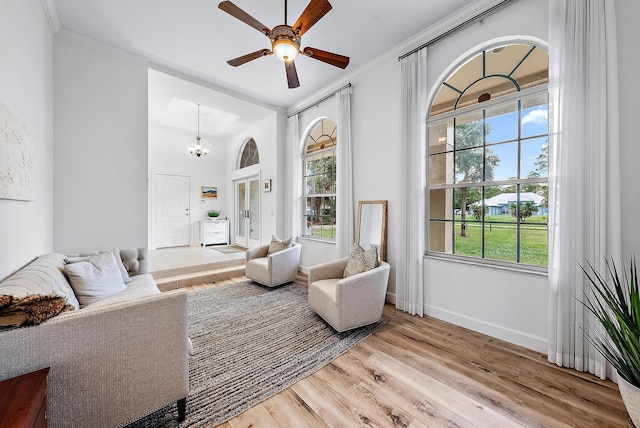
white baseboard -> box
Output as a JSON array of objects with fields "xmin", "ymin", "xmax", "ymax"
[
  {"xmin": 298, "ymin": 265, "xmax": 310, "ymax": 275},
  {"xmin": 385, "ymin": 292, "xmax": 396, "ymax": 305},
  {"xmin": 425, "ymin": 305, "xmax": 548, "ymax": 354}
]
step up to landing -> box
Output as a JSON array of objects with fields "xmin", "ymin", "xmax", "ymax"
[{"xmin": 152, "ymin": 259, "xmax": 246, "ymax": 292}]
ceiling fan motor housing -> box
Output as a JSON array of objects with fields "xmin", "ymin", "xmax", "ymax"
[{"xmin": 270, "ymin": 25, "xmax": 301, "ymax": 60}]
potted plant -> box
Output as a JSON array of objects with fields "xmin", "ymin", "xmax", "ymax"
[
  {"xmin": 581, "ymin": 256, "xmax": 640, "ymax": 426},
  {"xmin": 207, "ymin": 210, "xmax": 220, "ymax": 218}
]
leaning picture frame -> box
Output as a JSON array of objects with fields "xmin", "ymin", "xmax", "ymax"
[{"xmin": 201, "ymin": 186, "xmax": 217, "ymax": 198}]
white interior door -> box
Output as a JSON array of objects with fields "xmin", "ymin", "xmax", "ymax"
[
  {"xmin": 234, "ymin": 176, "xmax": 260, "ymax": 248},
  {"xmin": 155, "ymin": 174, "xmax": 190, "ymax": 248}
]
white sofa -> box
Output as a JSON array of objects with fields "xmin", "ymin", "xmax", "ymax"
[{"xmin": 0, "ymin": 249, "xmax": 189, "ymax": 428}]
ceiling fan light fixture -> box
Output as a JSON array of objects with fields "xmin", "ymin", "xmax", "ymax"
[{"xmin": 273, "ymin": 39, "xmax": 299, "ymax": 61}]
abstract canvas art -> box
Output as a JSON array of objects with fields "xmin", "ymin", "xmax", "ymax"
[{"xmin": 0, "ymin": 103, "xmax": 36, "ymax": 201}]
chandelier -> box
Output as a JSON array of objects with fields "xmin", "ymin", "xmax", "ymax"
[{"xmin": 187, "ymin": 103, "xmax": 209, "ymax": 157}]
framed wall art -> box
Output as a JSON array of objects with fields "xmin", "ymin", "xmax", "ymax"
[{"xmin": 201, "ymin": 186, "xmax": 218, "ymax": 198}]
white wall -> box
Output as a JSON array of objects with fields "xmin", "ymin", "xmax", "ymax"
[
  {"xmin": 228, "ymin": 113, "xmax": 279, "ymax": 246},
  {"xmin": 53, "ymin": 31, "xmax": 149, "ymax": 253},
  {"xmin": 0, "ymin": 2, "xmax": 54, "ymax": 279},
  {"xmin": 148, "ymin": 126, "xmax": 228, "ymax": 247}
]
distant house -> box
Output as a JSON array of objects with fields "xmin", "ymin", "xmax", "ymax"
[{"xmin": 481, "ymin": 192, "xmax": 547, "ymax": 216}]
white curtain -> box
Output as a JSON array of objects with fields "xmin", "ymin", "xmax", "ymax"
[
  {"xmin": 285, "ymin": 114, "xmax": 302, "ymax": 240},
  {"xmin": 336, "ymin": 87, "xmax": 354, "ymax": 258},
  {"xmin": 396, "ymin": 48, "xmax": 427, "ymax": 316},
  {"xmin": 547, "ymin": 0, "xmax": 621, "ymax": 379}
]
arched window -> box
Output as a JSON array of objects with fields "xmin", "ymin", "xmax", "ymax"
[
  {"xmin": 238, "ymin": 138, "xmax": 259, "ymax": 169},
  {"xmin": 303, "ymin": 118, "xmax": 337, "ymax": 240},
  {"xmin": 427, "ymin": 43, "xmax": 549, "ymax": 268}
]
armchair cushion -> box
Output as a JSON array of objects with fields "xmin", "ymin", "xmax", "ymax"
[
  {"xmin": 268, "ymin": 235, "xmax": 292, "ymax": 255},
  {"xmin": 343, "ymin": 244, "xmax": 378, "ymax": 278}
]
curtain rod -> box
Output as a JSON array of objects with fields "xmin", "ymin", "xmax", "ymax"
[
  {"xmin": 288, "ymin": 83, "xmax": 351, "ymax": 117},
  {"xmin": 398, "ymin": 0, "xmax": 517, "ymax": 61}
]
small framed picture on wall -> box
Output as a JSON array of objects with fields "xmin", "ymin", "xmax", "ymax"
[
  {"xmin": 263, "ymin": 179, "xmax": 271, "ymax": 192},
  {"xmin": 201, "ymin": 186, "xmax": 217, "ymax": 198}
]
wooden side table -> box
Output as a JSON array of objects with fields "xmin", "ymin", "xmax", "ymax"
[{"xmin": 0, "ymin": 368, "xmax": 50, "ymax": 428}]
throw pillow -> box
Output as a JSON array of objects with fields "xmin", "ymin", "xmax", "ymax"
[
  {"xmin": 0, "ymin": 294, "xmax": 74, "ymax": 327},
  {"xmin": 343, "ymin": 243, "xmax": 379, "ymax": 278},
  {"xmin": 65, "ymin": 249, "xmax": 132, "ymax": 284},
  {"xmin": 268, "ymin": 235, "xmax": 292, "ymax": 255},
  {"xmin": 64, "ymin": 252, "xmax": 126, "ymax": 308}
]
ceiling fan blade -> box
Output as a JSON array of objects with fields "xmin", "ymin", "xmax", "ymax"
[
  {"xmin": 285, "ymin": 60, "xmax": 300, "ymax": 88},
  {"xmin": 303, "ymin": 47, "xmax": 349, "ymax": 69},
  {"xmin": 227, "ymin": 49, "xmax": 271, "ymax": 67},
  {"xmin": 292, "ymin": 0, "xmax": 332, "ymax": 37},
  {"xmin": 218, "ymin": 1, "xmax": 271, "ymax": 35}
]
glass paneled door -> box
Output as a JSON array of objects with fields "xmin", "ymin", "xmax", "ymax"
[{"xmin": 234, "ymin": 176, "xmax": 260, "ymax": 248}]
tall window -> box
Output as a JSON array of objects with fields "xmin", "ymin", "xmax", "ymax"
[
  {"xmin": 303, "ymin": 119, "xmax": 337, "ymax": 240},
  {"xmin": 238, "ymin": 138, "xmax": 259, "ymax": 169},
  {"xmin": 428, "ymin": 44, "xmax": 549, "ymax": 268}
]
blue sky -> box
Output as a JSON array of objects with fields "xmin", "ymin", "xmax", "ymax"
[{"xmin": 486, "ymin": 105, "xmax": 548, "ymax": 181}]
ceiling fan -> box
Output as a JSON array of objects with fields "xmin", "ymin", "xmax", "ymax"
[{"xmin": 218, "ymin": 0, "xmax": 350, "ymax": 89}]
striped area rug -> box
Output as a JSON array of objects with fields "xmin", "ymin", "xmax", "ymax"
[{"xmin": 127, "ymin": 281, "xmax": 386, "ymax": 427}]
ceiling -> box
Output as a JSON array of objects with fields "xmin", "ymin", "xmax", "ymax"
[{"xmin": 50, "ymin": 0, "xmax": 477, "ymax": 137}]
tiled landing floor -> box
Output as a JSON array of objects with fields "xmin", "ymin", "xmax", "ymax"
[{"xmin": 148, "ymin": 245, "xmax": 245, "ymax": 273}]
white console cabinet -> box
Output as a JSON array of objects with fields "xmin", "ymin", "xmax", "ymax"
[{"xmin": 200, "ymin": 219, "xmax": 229, "ymax": 246}]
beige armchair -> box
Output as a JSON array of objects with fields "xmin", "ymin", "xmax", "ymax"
[
  {"xmin": 308, "ymin": 258, "xmax": 390, "ymax": 332},
  {"xmin": 245, "ymin": 243, "xmax": 302, "ymax": 287}
]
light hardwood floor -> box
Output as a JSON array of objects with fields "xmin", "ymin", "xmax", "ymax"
[{"xmin": 186, "ymin": 280, "xmax": 630, "ymax": 428}]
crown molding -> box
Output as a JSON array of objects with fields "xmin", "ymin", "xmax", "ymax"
[
  {"xmin": 40, "ymin": 0, "xmax": 61, "ymax": 34},
  {"xmin": 288, "ymin": 0, "xmax": 515, "ymax": 114},
  {"xmin": 55, "ymin": 28, "xmax": 149, "ymax": 66}
]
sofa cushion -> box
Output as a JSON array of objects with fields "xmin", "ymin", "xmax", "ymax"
[
  {"xmin": 0, "ymin": 253, "xmax": 80, "ymax": 310},
  {"xmin": 83, "ymin": 273, "xmax": 160, "ymax": 309},
  {"xmin": 343, "ymin": 244, "xmax": 378, "ymax": 278},
  {"xmin": 267, "ymin": 235, "xmax": 292, "ymax": 255},
  {"xmin": 64, "ymin": 253, "xmax": 126, "ymax": 308}
]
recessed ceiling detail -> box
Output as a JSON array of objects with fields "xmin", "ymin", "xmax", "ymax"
[{"xmin": 166, "ymin": 98, "xmax": 241, "ymax": 136}]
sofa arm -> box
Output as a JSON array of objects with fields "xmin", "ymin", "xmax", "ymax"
[
  {"xmin": 309, "ymin": 258, "xmax": 349, "ymax": 285},
  {"xmin": 246, "ymin": 244, "xmax": 269, "ymax": 262},
  {"xmin": 0, "ymin": 289, "xmax": 189, "ymax": 428}
]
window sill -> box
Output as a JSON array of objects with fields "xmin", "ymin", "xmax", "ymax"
[
  {"xmin": 297, "ymin": 236, "xmax": 336, "ymax": 245},
  {"xmin": 425, "ymin": 253, "xmax": 548, "ymax": 277}
]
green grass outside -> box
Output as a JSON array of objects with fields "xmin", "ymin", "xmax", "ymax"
[
  {"xmin": 308, "ymin": 225, "xmax": 336, "ymax": 239},
  {"xmin": 453, "ymin": 221, "xmax": 548, "ymax": 266}
]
